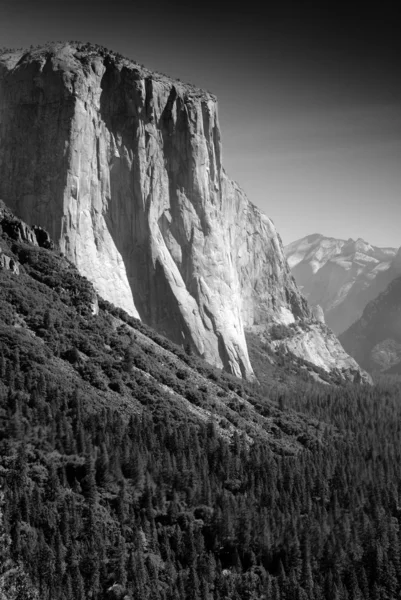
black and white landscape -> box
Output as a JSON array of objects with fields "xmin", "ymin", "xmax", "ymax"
[
  {"xmin": 285, "ymin": 234, "xmax": 401, "ymax": 334},
  {"xmin": 0, "ymin": 2, "xmax": 400, "ymax": 599}
]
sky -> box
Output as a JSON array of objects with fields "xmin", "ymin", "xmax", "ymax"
[{"xmin": 1, "ymin": 0, "xmax": 400, "ymax": 247}]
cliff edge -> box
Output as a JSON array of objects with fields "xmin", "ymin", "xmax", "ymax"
[{"xmin": 0, "ymin": 42, "xmax": 368, "ymax": 381}]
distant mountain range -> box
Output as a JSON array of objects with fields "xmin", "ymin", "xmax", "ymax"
[
  {"xmin": 339, "ymin": 275, "xmax": 401, "ymax": 374},
  {"xmin": 285, "ymin": 234, "xmax": 401, "ymax": 335}
]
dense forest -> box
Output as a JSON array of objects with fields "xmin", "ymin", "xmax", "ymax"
[{"xmin": 2, "ymin": 204, "xmax": 401, "ymax": 599}]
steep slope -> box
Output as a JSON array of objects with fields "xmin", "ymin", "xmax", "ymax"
[
  {"xmin": 0, "ymin": 200, "xmax": 328, "ymax": 599},
  {"xmin": 285, "ymin": 234, "xmax": 400, "ymax": 334},
  {"xmin": 339, "ymin": 275, "xmax": 401, "ymax": 374},
  {"xmin": 0, "ymin": 41, "xmax": 368, "ymax": 383},
  {"xmin": 0, "ymin": 41, "xmax": 310, "ymax": 380},
  {"xmin": 0, "ymin": 199, "xmax": 330, "ymax": 449},
  {"xmin": 2, "ymin": 202, "xmax": 401, "ymax": 600}
]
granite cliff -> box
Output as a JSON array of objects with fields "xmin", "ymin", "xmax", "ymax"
[
  {"xmin": 285, "ymin": 234, "xmax": 400, "ymax": 334},
  {"xmin": 0, "ymin": 42, "xmax": 368, "ymax": 381}
]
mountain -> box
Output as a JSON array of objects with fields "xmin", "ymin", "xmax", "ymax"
[
  {"xmin": 285, "ymin": 233, "xmax": 400, "ymax": 334},
  {"xmin": 0, "ymin": 196, "xmax": 346, "ymax": 598},
  {"xmin": 1, "ymin": 199, "xmax": 401, "ymax": 599},
  {"xmin": 0, "ymin": 199, "xmax": 325, "ymax": 451},
  {"xmin": 0, "ymin": 41, "xmax": 369, "ymax": 383},
  {"xmin": 339, "ymin": 274, "xmax": 401, "ymax": 374}
]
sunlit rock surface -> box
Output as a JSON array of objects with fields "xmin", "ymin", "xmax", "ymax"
[{"xmin": 0, "ymin": 42, "xmax": 368, "ymax": 381}]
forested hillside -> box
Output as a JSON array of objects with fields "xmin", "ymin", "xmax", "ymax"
[
  {"xmin": 339, "ymin": 275, "xmax": 401, "ymax": 374},
  {"xmin": 1, "ymin": 202, "xmax": 401, "ymax": 600}
]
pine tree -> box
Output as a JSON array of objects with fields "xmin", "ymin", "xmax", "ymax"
[
  {"xmin": 186, "ymin": 565, "xmax": 200, "ymax": 600},
  {"xmin": 0, "ymin": 489, "xmax": 39, "ymax": 599},
  {"xmin": 115, "ymin": 533, "xmax": 128, "ymax": 588},
  {"xmin": 82, "ymin": 446, "xmax": 97, "ymax": 506}
]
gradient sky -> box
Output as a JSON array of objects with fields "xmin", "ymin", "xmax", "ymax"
[{"xmin": 1, "ymin": 0, "xmax": 400, "ymax": 247}]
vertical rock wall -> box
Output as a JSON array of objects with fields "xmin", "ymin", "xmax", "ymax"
[{"xmin": 0, "ymin": 43, "xmax": 324, "ymax": 379}]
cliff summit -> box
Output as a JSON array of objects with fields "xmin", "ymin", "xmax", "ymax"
[{"xmin": 0, "ymin": 42, "xmax": 368, "ymax": 382}]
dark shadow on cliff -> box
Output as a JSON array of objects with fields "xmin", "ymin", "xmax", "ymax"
[
  {"xmin": 98, "ymin": 63, "xmax": 205, "ymax": 357},
  {"xmin": 0, "ymin": 54, "xmax": 73, "ymax": 246}
]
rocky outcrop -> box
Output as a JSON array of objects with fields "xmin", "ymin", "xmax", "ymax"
[
  {"xmin": 339, "ymin": 276, "xmax": 401, "ymax": 374},
  {"xmin": 0, "ymin": 199, "xmax": 53, "ymax": 249},
  {"xmin": 0, "ymin": 42, "xmax": 367, "ymax": 381},
  {"xmin": 0, "ymin": 201, "xmax": 50, "ymax": 276},
  {"xmin": 311, "ymin": 305, "xmax": 325, "ymax": 324},
  {"xmin": 0, "ymin": 199, "xmax": 99, "ymax": 315},
  {"xmin": 279, "ymin": 323, "xmax": 372, "ymax": 384},
  {"xmin": 285, "ymin": 234, "xmax": 400, "ymax": 335},
  {"xmin": 0, "ymin": 251, "xmax": 19, "ymax": 274},
  {"xmin": 254, "ymin": 320, "xmax": 372, "ymax": 384}
]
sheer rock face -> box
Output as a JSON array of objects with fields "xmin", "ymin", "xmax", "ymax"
[{"xmin": 0, "ymin": 43, "xmax": 365, "ymax": 380}]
